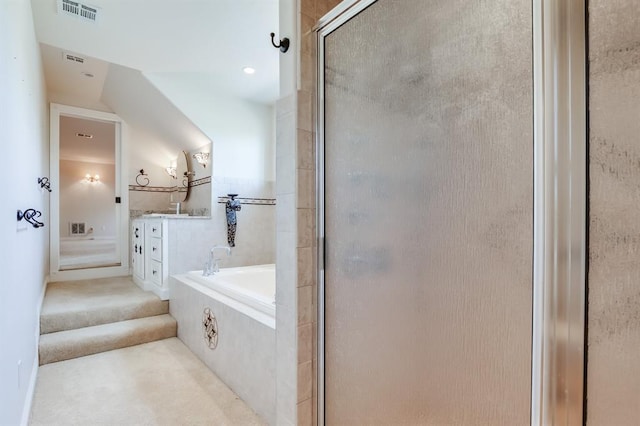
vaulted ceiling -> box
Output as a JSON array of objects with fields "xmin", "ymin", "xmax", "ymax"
[
  {"xmin": 30, "ymin": 0, "xmax": 280, "ymax": 165},
  {"xmin": 31, "ymin": 0, "xmax": 280, "ymax": 105}
]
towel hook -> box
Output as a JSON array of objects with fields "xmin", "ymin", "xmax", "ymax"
[
  {"xmin": 270, "ymin": 32, "xmax": 290, "ymax": 53},
  {"xmin": 17, "ymin": 209, "xmax": 44, "ymax": 228},
  {"xmin": 135, "ymin": 169, "xmax": 150, "ymax": 187},
  {"xmin": 38, "ymin": 177, "xmax": 52, "ymax": 192}
]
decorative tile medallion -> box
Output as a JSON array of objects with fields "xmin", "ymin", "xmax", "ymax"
[{"xmin": 203, "ymin": 308, "xmax": 218, "ymax": 350}]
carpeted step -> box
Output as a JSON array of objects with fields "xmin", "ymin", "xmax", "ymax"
[
  {"xmin": 40, "ymin": 277, "xmax": 169, "ymax": 334},
  {"xmin": 39, "ymin": 314, "xmax": 177, "ymax": 365}
]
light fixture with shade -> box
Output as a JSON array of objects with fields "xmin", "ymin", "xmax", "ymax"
[
  {"xmin": 85, "ymin": 173, "xmax": 99, "ymax": 183},
  {"xmin": 165, "ymin": 166, "xmax": 177, "ymax": 178},
  {"xmin": 192, "ymin": 152, "xmax": 209, "ymax": 167}
]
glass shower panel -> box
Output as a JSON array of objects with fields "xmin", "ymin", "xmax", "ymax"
[{"xmin": 323, "ymin": 0, "xmax": 533, "ymax": 424}]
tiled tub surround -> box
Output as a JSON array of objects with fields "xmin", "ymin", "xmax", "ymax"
[{"xmin": 170, "ymin": 271, "xmax": 276, "ymax": 425}]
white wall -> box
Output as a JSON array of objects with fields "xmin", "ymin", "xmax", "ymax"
[
  {"xmin": 144, "ymin": 73, "xmax": 276, "ymax": 182},
  {"xmin": 101, "ymin": 65, "xmax": 213, "ymax": 189},
  {"xmin": 0, "ymin": 0, "xmax": 49, "ymax": 424},
  {"xmin": 59, "ymin": 160, "xmax": 116, "ymax": 238}
]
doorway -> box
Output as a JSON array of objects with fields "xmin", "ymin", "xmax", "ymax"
[{"xmin": 50, "ymin": 104, "xmax": 129, "ymax": 281}]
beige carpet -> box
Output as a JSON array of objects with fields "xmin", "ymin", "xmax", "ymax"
[
  {"xmin": 41, "ymin": 276, "xmax": 169, "ymax": 334},
  {"xmin": 30, "ymin": 338, "xmax": 267, "ymax": 426}
]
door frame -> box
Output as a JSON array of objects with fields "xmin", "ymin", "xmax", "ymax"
[
  {"xmin": 49, "ymin": 103, "xmax": 130, "ymax": 281},
  {"xmin": 315, "ymin": 0, "xmax": 587, "ymax": 424}
]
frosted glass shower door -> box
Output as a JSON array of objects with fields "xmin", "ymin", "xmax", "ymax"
[{"xmin": 320, "ymin": 0, "xmax": 534, "ymax": 424}]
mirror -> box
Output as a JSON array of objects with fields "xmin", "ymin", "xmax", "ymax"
[
  {"xmin": 54, "ymin": 112, "xmax": 124, "ymax": 274},
  {"xmin": 172, "ymin": 150, "xmax": 190, "ymax": 203}
]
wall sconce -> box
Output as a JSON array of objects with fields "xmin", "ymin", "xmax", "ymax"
[
  {"xmin": 165, "ymin": 166, "xmax": 177, "ymax": 178},
  {"xmin": 192, "ymin": 152, "xmax": 209, "ymax": 168},
  {"xmin": 85, "ymin": 173, "xmax": 100, "ymax": 183}
]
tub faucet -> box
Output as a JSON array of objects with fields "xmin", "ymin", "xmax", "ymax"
[{"xmin": 203, "ymin": 245, "xmax": 231, "ymax": 276}]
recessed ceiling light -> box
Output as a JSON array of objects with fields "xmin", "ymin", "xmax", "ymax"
[
  {"xmin": 81, "ymin": 71, "xmax": 94, "ymax": 78},
  {"xmin": 243, "ymin": 67, "xmax": 256, "ymax": 75}
]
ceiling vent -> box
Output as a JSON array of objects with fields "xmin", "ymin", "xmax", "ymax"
[
  {"xmin": 63, "ymin": 52, "xmax": 85, "ymax": 65},
  {"xmin": 57, "ymin": 0, "xmax": 100, "ymax": 23}
]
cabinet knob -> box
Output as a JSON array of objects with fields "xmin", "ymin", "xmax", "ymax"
[
  {"xmin": 152, "ymin": 227, "xmax": 157, "ymax": 232},
  {"xmin": 153, "ymin": 247, "xmax": 157, "ymax": 252},
  {"xmin": 152, "ymin": 270, "xmax": 157, "ymax": 275}
]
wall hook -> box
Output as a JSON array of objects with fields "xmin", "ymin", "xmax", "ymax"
[
  {"xmin": 38, "ymin": 177, "xmax": 52, "ymax": 192},
  {"xmin": 17, "ymin": 209, "xmax": 44, "ymax": 228},
  {"xmin": 270, "ymin": 32, "xmax": 290, "ymax": 53},
  {"xmin": 135, "ymin": 169, "xmax": 150, "ymax": 187}
]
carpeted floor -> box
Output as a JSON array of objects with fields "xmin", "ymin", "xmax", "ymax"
[
  {"xmin": 40, "ymin": 276, "xmax": 169, "ymax": 334},
  {"xmin": 29, "ymin": 338, "xmax": 267, "ymax": 426}
]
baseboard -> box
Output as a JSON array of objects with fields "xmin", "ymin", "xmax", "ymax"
[
  {"xmin": 37, "ymin": 276, "xmax": 48, "ymax": 334},
  {"xmin": 19, "ymin": 353, "xmax": 39, "ymax": 426},
  {"xmin": 20, "ymin": 276, "xmax": 48, "ymax": 425}
]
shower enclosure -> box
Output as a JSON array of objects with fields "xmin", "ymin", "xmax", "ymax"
[{"xmin": 316, "ymin": 0, "xmax": 586, "ymax": 424}]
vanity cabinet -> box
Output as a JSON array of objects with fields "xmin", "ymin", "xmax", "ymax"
[{"xmin": 131, "ymin": 218, "xmax": 169, "ymax": 300}]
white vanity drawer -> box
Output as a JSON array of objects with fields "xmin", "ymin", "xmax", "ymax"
[
  {"xmin": 149, "ymin": 238, "xmax": 162, "ymax": 262},
  {"xmin": 149, "ymin": 259, "xmax": 163, "ymax": 287},
  {"xmin": 147, "ymin": 221, "xmax": 163, "ymax": 238}
]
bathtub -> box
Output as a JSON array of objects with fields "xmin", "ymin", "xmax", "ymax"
[
  {"xmin": 170, "ymin": 264, "xmax": 276, "ymax": 424},
  {"xmin": 185, "ymin": 264, "xmax": 275, "ymax": 322}
]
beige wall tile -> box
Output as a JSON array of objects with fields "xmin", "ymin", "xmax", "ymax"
[
  {"xmin": 301, "ymin": 13, "xmax": 317, "ymax": 58},
  {"xmin": 297, "ymin": 208, "xmax": 314, "ymax": 248},
  {"xmin": 301, "ymin": 0, "xmax": 315, "ymax": 16},
  {"xmin": 298, "ymin": 285, "xmax": 313, "ymax": 325},
  {"xmin": 297, "ymin": 398, "xmax": 313, "ymax": 426},
  {"xmin": 297, "ymin": 130, "xmax": 314, "ymax": 170},
  {"xmin": 297, "ymin": 90, "xmax": 314, "ymax": 132},
  {"xmin": 297, "ymin": 169, "xmax": 314, "ymax": 209},
  {"xmin": 301, "ymin": 53, "xmax": 315, "ymax": 92},
  {"xmin": 298, "ymin": 360, "xmax": 313, "ymax": 402},
  {"xmin": 297, "ymin": 246, "xmax": 314, "ymax": 287},
  {"xmin": 298, "ymin": 323, "xmax": 313, "ymax": 364}
]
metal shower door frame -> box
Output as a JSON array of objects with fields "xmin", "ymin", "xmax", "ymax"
[{"xmin": 315, "ymin": 0, "xmax": 587, "ymax": 424}]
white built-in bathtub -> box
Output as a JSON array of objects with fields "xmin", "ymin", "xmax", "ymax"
[
  {"xmin": 170, "ymin": 264, "xmax": 276, "ymax": 424},
  {"xmin": 185, "ymin": 264, "xmax": 275, "ymax": 326}
]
